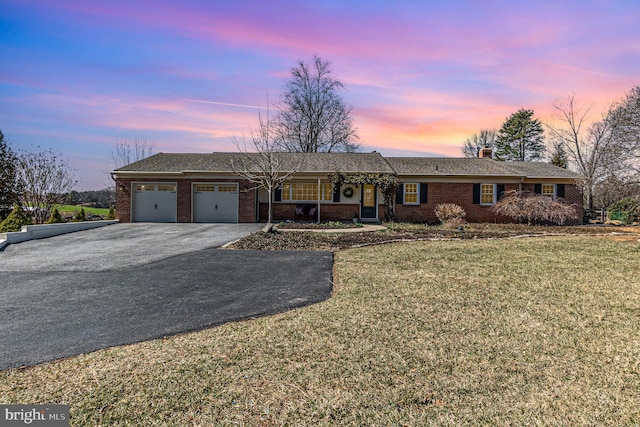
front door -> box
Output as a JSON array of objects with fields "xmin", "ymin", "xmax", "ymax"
[{"xmin": 360, "ymin": 184, "xmax": 377, "ymax": 219}]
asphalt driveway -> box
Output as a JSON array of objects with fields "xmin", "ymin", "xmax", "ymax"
[{"xmin": 0, "ymin": 223, "xmax": 333, "ymax": 370}]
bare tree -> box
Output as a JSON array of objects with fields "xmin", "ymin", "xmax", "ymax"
[
  {"xmin": 609, "ymin": 85, "xmax": 640, "ymax": 173},
  {"xmin": 111, "ymin": 138, "xmax": 154, "ymax": 168},
  {"xmin": 15, "ymin": 147, "xmax": 77, "ymax": 224},
  {"xmin": 275, "ymin": 56, "xmax": 359, "ymax": 153},
  {"xmin": 231, "ymin": 113, "xmax": 299, "ymax": 224},
  {"xmin": 462, "ymin": 129, "xmax": 496, "ymax": 158},
  {"xmin": 546, "ymin": 95, "xmax": 628, "ymax": 210}
]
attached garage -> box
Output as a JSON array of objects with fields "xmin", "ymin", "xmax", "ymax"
[
  {"xmin": 192, "ymin": 183, "xmax": 239, "ymax": 223},
  {"xmin": 132, "ymin": 183, "xmax": 177, "ymax": 222}
]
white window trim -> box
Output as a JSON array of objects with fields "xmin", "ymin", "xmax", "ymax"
[
  {"xmin": 480, "ymin": 183, "xmax": 497, "ymax": 206},
  {"xmin": 541, "ymin": 184, "xmax": 556, "ymax": 199},
  {"xmin": 403, "ymin": 183, "xmax": 419, "ymax": 205},
  {"xmin": 279, "ymin": 182, "xmax": 332, "ymax": 203}
]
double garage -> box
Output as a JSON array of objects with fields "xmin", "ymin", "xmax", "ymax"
[{"xmin": 131, "ymin": 182, "xmax": 239, "ymax": 223}]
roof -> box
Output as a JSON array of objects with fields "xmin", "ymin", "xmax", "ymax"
[
  {"xmin": 114, "ymin": 152, "xmax": 581, "ymax": 180},
  {"xmin": 386, "ymin": 157, "xmax": 581, "ymax": 179},
  {"xmin": 114, "ymin": 152, "xmax": 395, "ymax": 174}
]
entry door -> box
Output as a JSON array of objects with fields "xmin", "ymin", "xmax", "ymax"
[{"xmin": 360, "ymin": 184, "xmax": 377, "ymax": 219}]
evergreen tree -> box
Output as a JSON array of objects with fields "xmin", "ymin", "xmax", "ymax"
[
  {"xmin": 495, "ymin": 109, "xmax": 545, "ymax": 161},
  {"xmin": 549, "ymin": 143, "xmax": 569, "ymax": 169},
  {"xmin": 46, "ymin": 208, "xmax": 64, "ymax": 224},
  {"xmin": 0, "ymin": 205, "xmax": 32, "ymax": 232},
  {"xmin": 0, "ymin": 130, "xmax": 20, "ymax": 219}
]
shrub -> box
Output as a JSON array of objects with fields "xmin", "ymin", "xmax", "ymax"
[
  {"xmin": 46, "ymin": 208, "xmax": 64, "ymax": 224},
  {"xmin": 106, "ymin": 207, "xmax": 116, "ymax": 220},
  {"xmin": 0, "ymin": 205, "xmax": 33, "ymax": 232},
  {"xmin": 492, "ymin": 190, "xmax": 578, "ymax": 225},
  {"xmin": 434, "ymin": 203, "xmax": 467, "ymax": 228},
  {"xmin": 607, "ymin": 197, "xmax": 640, "ymax": 224},
  {"xmin": 73, "ymin": 208, "xmax": 87, "ymax": 222}
]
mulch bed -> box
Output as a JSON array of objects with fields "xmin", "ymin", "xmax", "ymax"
[{"xmin": 228, "ymin": 224, "xmax": 640, "ymax": 251}]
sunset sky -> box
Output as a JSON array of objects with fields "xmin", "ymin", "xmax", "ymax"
[{"xmin": 2, "ymin": 0, "xmax": 639, "ymax": 190}]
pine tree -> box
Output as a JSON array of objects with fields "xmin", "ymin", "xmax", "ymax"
[
  {"xmin": 0, "ymin": 130, "xmax": 20, "ymax": 219},
  {"xmin": 0, "ymin": 205, "xmax": 32, "ymax": 232},
  {"xmin": 46, "ymin": 208, "xmax": 65, "ymax": 224},
  {"xmin": 549, "ymin": 143, "xmax": 569, "ymax": 169},
  {"xmin": 495, "ymin": 109, "xmax": 545, "ymax": 161}
]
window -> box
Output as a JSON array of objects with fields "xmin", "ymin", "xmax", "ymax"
[
  {"xmin": 404, "ymin": 183, "xmax": 418, "ymax": 204},
  {"xmin": 136, "ymin": 184, "xmax": 155, "ymax": 192},
  {"xmin": 480, "ymin": 184, "xmax": 496, "ymax": 205},
  {"xmin": 157, "ymin": 185, "xmax": 176, "ymax": 192},
  {"xmin": 281, "ymin": 182, "xmax": 332, "ymax": 201},
  {"xmin": 218, "ymin": 185, "xmax": 237, "ymax": 193},
  {"xmin": 195, "ymin": 184, "xmax": 215, "ymax": 192},
  {"xmin": 542, "ymin": 184, "xmax": 555, "ymax": 198}
]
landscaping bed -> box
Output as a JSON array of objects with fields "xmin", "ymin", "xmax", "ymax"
[{"xmin": 228, "ymin": 222, "xmax": 640, "ymax": 251}]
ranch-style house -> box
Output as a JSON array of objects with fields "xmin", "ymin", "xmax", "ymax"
[{"xmin": 112, "ymin": 150, "xmax": 583, "ymax": 224}]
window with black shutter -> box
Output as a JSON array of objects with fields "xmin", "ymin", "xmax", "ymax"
[
  {"xmin": 396, "ymin": 184, "xmax": 404, "ymax": 205},
  {"xmin": 420, "ymin": 183, "xmax": 428, "ymax": 204}
]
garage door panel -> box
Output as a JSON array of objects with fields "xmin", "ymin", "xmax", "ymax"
[
  {"xmin": 132, "ymin": 183, "xmax": 177, "ymax": 223},
  {"xmin": 193, "ymin": 183, "xmax": 238, "ymax": 223}
]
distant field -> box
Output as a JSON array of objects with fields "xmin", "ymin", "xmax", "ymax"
[
  {"xmin": 1, "ymin": 236, "xmax": 638, "ymax": 425},
  {"xmin": 54, "ymin": 205, "xmax": 110, "ymax": 216}
]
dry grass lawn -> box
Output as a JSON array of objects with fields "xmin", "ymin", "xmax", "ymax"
[{"xmin": 1, "ymin": 236, "xmax": 639, "ymax": 425}]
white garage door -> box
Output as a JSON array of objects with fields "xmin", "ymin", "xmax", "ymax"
[
  {"xmin": 132, "ymin": 183, "xmax": 177, "ymax": 222},
  {"xmin": 193, "ymin": 183, "xmax": 239, "ymax": 223}
]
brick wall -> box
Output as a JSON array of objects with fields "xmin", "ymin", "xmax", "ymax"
[
  {"xmin": 395, "ymin": 182, "xmax": 518, "ymax": 223},
  {"xmin": 115, "ymin": 178, "xmax": 256, "ymax": 223},
  {"xmin": 395, "ymin": 182, "xmax": 583, "ymax": 225}
]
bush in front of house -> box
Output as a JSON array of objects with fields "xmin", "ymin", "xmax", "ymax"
[
  {"xmin": 0, "ymin": 205, "xmax": 33, "ymax": 232},
  {"xmin": 46, "ymin": 208, "xmax": 65, "ymax": 224},
  {"xmin": 435, "ymin": 203, "xmax": 467, "ymax": 228},
  {"xmin": 106, "ymin": 207, "xmax": 115, "ymax": 220},
  {"xmin": 607, "ymin": 197, "xmax": 640, "ymax": 224},
  {"xmin": 73, "ymin": 208, "xmax": 87, "ymax": 222},
  {"xmin": 492, "ymin": 190, "xmax": 577, "ymax": 225}
]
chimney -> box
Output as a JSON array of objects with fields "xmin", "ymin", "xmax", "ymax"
[{"xmin": 478, "ymin": 145, "xmax": 493, "ymax": 159}]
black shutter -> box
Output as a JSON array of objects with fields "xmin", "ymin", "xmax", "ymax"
[
  {"xmin": 534, "ymin": 184, "xmax": 542, "ymax": 194},
  {"xmin": 557, "ymin": 184, "xmax": 565, "ymax": 198},
  {"xmin": 472, "ymin": 183, "xmax": 481, "ymax": 204},
  {"xmin": 497, "ymin": 184, "xmax": 505, "ymax": 201},
  {"xmin": 420, "ymin": 183, "xmax": 428, "ymax": 204},
  {"xmin": 274, "ymin": 187, "xmax": 282, "ymax": 202},
  {"xmin": 396, "ymin": 184, "xmax": 404, "ymax": 205},
  {"xmin": 333, "ymin": 184, "xmax": 341, "ymax": 202}
]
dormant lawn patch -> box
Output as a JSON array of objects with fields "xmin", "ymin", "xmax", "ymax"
[{"xmin": 1, "ymin": 236, "xmax": 639, "ymax": 425}]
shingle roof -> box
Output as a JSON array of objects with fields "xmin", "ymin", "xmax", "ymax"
[
  {"xmin": 114, "ymin": 152, "xmax": 395, "ymax": 174},
  {"xmin": 386, "ymin": 157, "xmax": 581, "ymax": 179},
  {"xmin": 115, "ymin": 152, "xmax": 581, "ymax": 180},
  {"xmin": 502, "ymin": 161, "xmax": 582, "ymax": 179}
]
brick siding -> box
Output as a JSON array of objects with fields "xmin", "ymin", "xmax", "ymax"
[
  {"xmin": 115, "ymin": 178, "xmax": 256, "ymax": 223},
  {"xmin": 116, "ymin": 178, "xmax": 583, "ymax": 225}
]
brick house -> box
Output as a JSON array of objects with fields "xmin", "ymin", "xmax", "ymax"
[{"xmin": 112, "ymin": 151, "xmax": 582, "ymax": 224}]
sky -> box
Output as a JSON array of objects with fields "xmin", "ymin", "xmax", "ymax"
[{"xmin": 1, "ymin": 0, "xmax": 639, "ymax": 190}]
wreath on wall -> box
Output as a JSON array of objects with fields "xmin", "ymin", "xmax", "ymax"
[{"xmin": 342, "ymin": 186, "xmax": 354, "ymax": 198}]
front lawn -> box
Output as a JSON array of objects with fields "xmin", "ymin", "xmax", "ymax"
[
  {"xmin": 54, "ymin": 205, "xmax": 110, "ymax": 217},
  {"xmin": 1, "ymin": 236, "xmax": 639, "ymax": 425}
]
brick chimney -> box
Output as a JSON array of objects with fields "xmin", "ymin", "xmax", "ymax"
[{"xmin": 478, "ymin": 145, "xmax": 493, "ymax": 159}]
